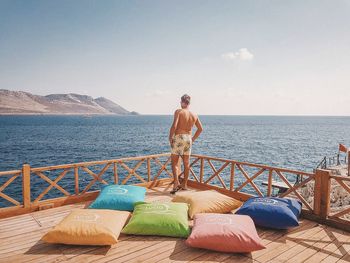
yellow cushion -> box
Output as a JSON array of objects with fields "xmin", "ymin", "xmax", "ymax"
[
  {"xmin": 42, "ymin": 209, "xmax": 130, "ymax": 245},
  {"xmin": 172, "ymin": 190, "xmax": 242, "ymax": 219}
]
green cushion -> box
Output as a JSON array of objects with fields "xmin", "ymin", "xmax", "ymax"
[{"xmin": 121, "ymin": 202, "xmax": 190, "ymax": 238}]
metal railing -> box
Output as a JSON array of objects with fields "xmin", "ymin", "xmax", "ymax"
[{"xmin": 316, "ymin": 153, "xmax": 348, "ymax": 170}]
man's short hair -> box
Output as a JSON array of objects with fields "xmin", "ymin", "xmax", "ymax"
[{"xmin": 181, "ymin": 94, "xmax": 191, "ymax": 105}]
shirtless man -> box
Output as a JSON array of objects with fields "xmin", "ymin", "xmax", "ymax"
[{"xmin": 169, "ymin": 94, "xmax": 203, "ymax": 194}]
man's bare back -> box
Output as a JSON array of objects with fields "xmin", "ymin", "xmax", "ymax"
[{"xmin": 175, "ymin": 109, "xmax": 198, "ymax": 135}]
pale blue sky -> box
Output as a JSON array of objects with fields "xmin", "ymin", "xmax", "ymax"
[{"xmin": 0, "ymin": 0, "xmax": 349, "ymax": 115}]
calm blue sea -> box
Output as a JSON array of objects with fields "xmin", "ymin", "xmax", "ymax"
[{"xmin": 1, "ymin": 115, "xmax": 349, "ymax": 206}]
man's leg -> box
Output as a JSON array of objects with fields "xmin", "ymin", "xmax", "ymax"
[
  {"xmin": 171, "ymin": 154, "xmax": 180, "ymax": 190},
  {"xmin": 181, "ymin": 155, "xmax": 190, "ymax": 190}
]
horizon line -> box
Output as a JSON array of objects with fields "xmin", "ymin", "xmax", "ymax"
[{"xmin": 1, "ymin": 114, "xmax": 350, "ymax": 117}]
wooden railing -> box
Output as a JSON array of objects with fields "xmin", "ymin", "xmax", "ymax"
[
  {"xmin": 0, "ymin": 153, "xmax": 173, "ymax": 218},
  {"xmin": 182, "ymin": 154, "xmax": 315, "ymax": 211},
  {"xmin": 0, "ymin": 152, "xmax": 349, "ymax": 231},
  {"xmin": 181, "ymin": 154, "xmax": 350, "ymax": 231},
  {"xmin": 0, "ymin": 169, "xmax": 23, "ymax": 208},
  {"xmin": 328, "ymin": 175, "xmax": 350, "ymax": 224}
]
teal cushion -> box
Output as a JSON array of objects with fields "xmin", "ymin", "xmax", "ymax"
[{"xmin": 89, "ymin": 185, "xmax": 146, "ymax": 211}]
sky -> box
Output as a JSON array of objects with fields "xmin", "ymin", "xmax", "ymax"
[{"xmin": 0, "ymin": 0, "xmax": 349, "ymax": 115}]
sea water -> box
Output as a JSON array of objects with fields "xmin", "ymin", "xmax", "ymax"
[{"xmin": 1, "ymin": 115, "xmax": 349, "ymax": 206}]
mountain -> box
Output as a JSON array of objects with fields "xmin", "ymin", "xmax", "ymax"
[
  {"xmin": 94, "ymin": 97, "xmax": 130, "ymax": 115},
  {"xmin": 0, "ymin": 89, "xmax": 138, "ymax": 115}
]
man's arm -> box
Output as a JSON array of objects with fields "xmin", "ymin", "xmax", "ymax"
[
  {"xmin": 169, "ymin": 110, "xmax": 180, "ymax": 145},
  {"xmin": 192, "ymin": 117, "xmax": 203, "ymax": 143}
]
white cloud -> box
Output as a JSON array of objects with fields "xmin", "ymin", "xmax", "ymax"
[{"xmin": 221, "ymin": 48, "xmax": 254, "ymax": 61}]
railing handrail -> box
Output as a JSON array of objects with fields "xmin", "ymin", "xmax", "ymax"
[
  {"xmin": 191, "ymin": 154, "xmax": 314, "ymax": 177},
  {"xmin": 29, "ymin": 153, "xmax": 171, "ymax": 172},
  {"xmin": 0, "ymin": 169, "xmax": 22, "ymax": 176},
  {"xmin": 1, "ymin": 153, "xmax": 312, "ymax": 176},
  {"xmin": 330, "ymin": 174, "xmax": 350, "ymax": 180}
]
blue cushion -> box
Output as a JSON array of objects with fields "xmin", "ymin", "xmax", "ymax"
[
  {"xmin": 89, "ymin": 185, "xmax": 146, "ymax": 211},
  {"xmin": 235, "ymin": 197, "xmax": 302, "ymax": 229}
]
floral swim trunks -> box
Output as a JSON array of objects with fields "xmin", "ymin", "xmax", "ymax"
[{"xmin": 171, "ymin": 134, "xmax": 192, "ymax": 156}]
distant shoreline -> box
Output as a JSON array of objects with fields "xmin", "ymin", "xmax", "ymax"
[
  {"xmin": 0, "ymin": 112, "xmax": 140, "ymax": 116},
  {"xmin": 0, "ymin": 114, "xmax": 349, "ymax": 117},
  {"xmin": 0, "ymin": 89, "xmax": 138, "ymax": 115}
]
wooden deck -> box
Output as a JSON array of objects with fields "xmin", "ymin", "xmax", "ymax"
[{"xmin": 1, "ymin": 184, "xmax": 350, "ymax": 263}]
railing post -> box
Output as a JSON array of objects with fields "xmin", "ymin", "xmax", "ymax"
[
  {"xmin": 348, "ymin": 151, "xmax": 350, "ymax": 176},
  {"xmin": 267, "ymin": 169, "xmax": 273, "ymax": 196},
  {"xmin": 200, "ymin": 158, "xmax": 204, "ymax": 183},
  {"xmin": 74, "ymin": 167, "xmax": 79, "ymax": 194},
  {"xmin": 22, "ymin": 164, "xmax": 31, "ymax": 208},
  {"xmin": 114, "ymin": 162, "xmax": 119, "ymax": 184},
  {"xmin": 230, "ymin": 162, "xmax": 235, "ymax": 191},
  {"xmin": 147, "ymin": 158, "xmax": 151, "ymax": 182},
  {"xmin": 314, "ymin": 169, "xmax": 331, "ymax": 218},
  {"xmin": 337, "ymin": 153, "xmax": 340, "ymax": 165}
]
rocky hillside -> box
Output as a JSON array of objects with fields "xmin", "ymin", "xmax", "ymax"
[{"xmin": 0, "ymin": 89, "xmax": 138, "ymax": 115}]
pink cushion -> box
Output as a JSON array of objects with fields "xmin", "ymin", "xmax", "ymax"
[{"xmin": 186, "ymin": 213, "xmax": 265, "ymax": 253}]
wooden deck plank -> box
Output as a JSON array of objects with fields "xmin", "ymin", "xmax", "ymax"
[
  {"xmin": 284, "ymin": 224, "xmax": 332, "ymax": 263},
  {"xmin": 188, "ymin": 251, "xmax": 233, "ymax": 263},
  {"xmin": 266, "ymin": 226, "xmax": 327, "ymax": 262},
  {"xmin": 0, "ymin": 223, "xmax": 44, "ymax": 239},
  {"xmin": 159, "ymin": 246, "xmax": 208, "ymax": 262},
  {"xmin": 223, "ymin": 254, "xmax": 259, "ymax": 262},
  {"xmin": 120, "ymin": 238, "xmax": 184, "ymax": 263},
  {"xmin": 0, "ymin": 219, "xmax": 40, "ymax": 232},
  {"xmin": 295, "ymin": 227, "xmax": 350, "ymax": 263},
  {"xmin": 255, "ymin": 221, "xmax": 323, "ymax": 262},
  {"xmin": 0, "ymin": 213, "xmax": 34, "ymax": 225},
  {"xmin": 109, "ymin": 238, "xmax": 183, "ymax": 263},
  {"xmin": 249, "ymin": 219, "xmax": 315, "ymax": 260},
  {"xmin": 0, "ymin": 233, "xmax": 49, "ymax": 255},
  {"xmin": 38, "ymin": 236, "xmax": 137, "ymax": 263},
  {"xmin": 1, "ymin": 184, "xmax": 350, "ymax": 263},
  {"xmin": 319, "ymin": 229, "xmax": 350, "ymax": 263},
  {"xmin": 142, "ymin": 240, "xmax": 189, "ymax": 263},
  {"xmin": 0, "ymin": 242, "xmax": 65, "ymax": 263},
  {"xmin": 91, "ymin": 236, "xmax": 166, "ymax": 263},
  {"xmin": 0, "ymin": 217, "xmax": 36, "ymax": 229},
  {"xmin": 24, "ymin": 237, "xmax": 136, "ymax": 263},
  {"xmin": 338, "ymin": 245, "xmax": 350, "ymax": 262}
]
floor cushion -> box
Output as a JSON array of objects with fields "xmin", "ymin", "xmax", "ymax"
[
  {"xmin": 42, "ymin": 209, "xmax": 130, "ymax": 245},
  {"xmin": 89, "ymin": 184, "xmax": 146, "ymax": 211},
  {"xmin": 122, "ymin": 202, "xmax": 190, "ymax": 238},
  {"xmin": 186, "ymin": 213, "xmax": 265, "ymax": 252},
  {"xmin": 172, "ymin": 190, "xmax": 242, "ymax": 218},
  {"xmin": 235, "ymin": 197, "xmax": 302, "ymax": 229}
]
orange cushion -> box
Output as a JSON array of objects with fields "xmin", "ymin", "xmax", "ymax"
[
  {"xmin": 172, "ymin": 190, "xmax": 242, "ymax": 218},
  {"xmin": 42, "ymin": 209, "xmax": 130, "ymax": 245},
  {"xmin": 186, "ymin": 213, "xmax": 265, "ymax": 252}
]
